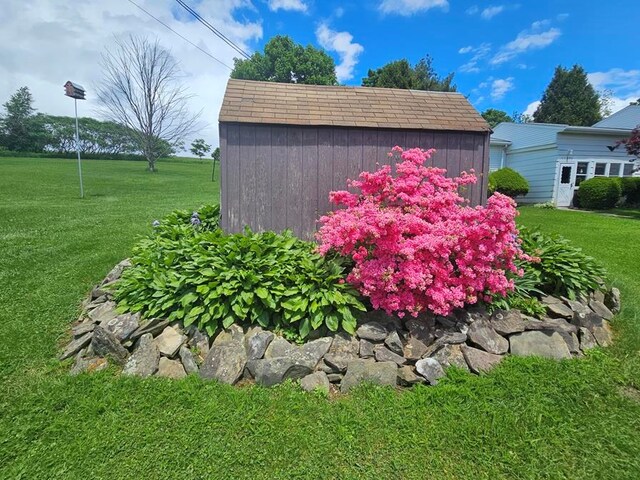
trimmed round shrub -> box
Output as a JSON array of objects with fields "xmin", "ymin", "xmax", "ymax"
[
  {"xmin": 620, "ymin": 176, "xmax": 640, "ymax": 206},
  {"xmin": 577, "ymin": 177, "xmax": 621, "ymax": 210},
  {"xmin": 488, "ymin": 168, "xmax": 529, "ymax": 198}
]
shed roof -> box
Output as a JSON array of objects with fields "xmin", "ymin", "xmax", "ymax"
[{"xmin": 219, "ymin": 79, "xmax": 490, "ymax": 132}]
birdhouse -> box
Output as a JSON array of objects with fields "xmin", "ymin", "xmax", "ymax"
[{"xmin": 64, "ymin": 81, "xmax": 86, "ymax": 100}]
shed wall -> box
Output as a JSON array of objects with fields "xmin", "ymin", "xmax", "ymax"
[{"xmin": 220, "ymin": 122, "xmax": 489, "ymax": 240}]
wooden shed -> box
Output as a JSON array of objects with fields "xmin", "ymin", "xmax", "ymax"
[{"xmin": 219, "ymin": 79, "xmax": 491, "ymax": 240}]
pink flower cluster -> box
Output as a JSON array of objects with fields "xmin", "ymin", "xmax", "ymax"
[{"xmin": 317, "ymin": 146, "xmax": 525, "ymax": 318}]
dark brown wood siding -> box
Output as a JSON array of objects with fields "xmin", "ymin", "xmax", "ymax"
[{"xmin": 220, "ymin": 122, "xmax": 490, "ymax": 240}]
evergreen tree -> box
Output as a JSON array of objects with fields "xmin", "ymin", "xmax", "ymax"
[
  {"xmin": 362, "ymin": 55, "xmax": 456, "ymax": 92},
  {"xmin": 481, "ymin": 109, "xmax": 513, "ymax": 128},
  {"xmin": 0, "ymin": 86, "xmax": 44, "ymax": 151},
  {"xmin": 533, "ymin": 65, "xmax": 602, "ymax": 126}
]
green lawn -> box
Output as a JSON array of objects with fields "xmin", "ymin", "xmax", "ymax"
[{"xmin": 1, "ymin": 157, "xmax": 639, "ymax": 479}]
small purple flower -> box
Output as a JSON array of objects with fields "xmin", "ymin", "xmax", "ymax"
[
  {"xmin": 152, "ymin": 220, "xmax": 160, "ymax": 228},
  {"xmin": 190, "ymin": 216, "xmax": 201, "ymax": 226}
]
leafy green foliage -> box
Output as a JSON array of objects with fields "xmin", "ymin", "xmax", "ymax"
[
  {"xmin": 231, "ymin": 35, "xmax": 337, "ymax": 85},
  {"xmin": 190, "ymin": 138, "xmax": 211, "ymax": 159},
  {"xmin": 488, "ymin": 168, "xmax": 529, "ymax": 198},
  {"xmin": 620, "ymin": 177, "xmax": 640, "ymax": 206},
  {"xmin": 481, "ymin": 108, "xmax": 513, "ymax": 128},
  {"xmin": 115, "ymin": 208, "xmax": 364, "ymax": 338},
  {"xmin": 518, "ymin": 226, "xmax": 606, "ymax": 299},
  {"xmin": 0, "ymin": 86, "xmax": 45, "ymax": 152},
  {"xmin": 362, "ymin": 55, "xmax": 456, "ymax": 91},
  {"xmin": 577, "ymin": 177, "xmax": 621, "ymax": 210},
  {"xmin": 533, "ymin": 65, "xmax": 602, "ymax": 126}
]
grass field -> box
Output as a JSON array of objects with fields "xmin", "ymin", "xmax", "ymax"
[{"xmin": 1, "ymin": 157, "xmax": 639, "ymax": 479}]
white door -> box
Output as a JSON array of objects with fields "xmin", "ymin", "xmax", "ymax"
[{"xmin": 556, "ymin": 163, "xmax": 574, "ymax": 207}]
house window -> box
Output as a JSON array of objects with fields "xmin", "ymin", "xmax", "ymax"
[
  {"xmin": 609, "ymin": 163, "xmax": 621, "ymax": 177},
  {"xmin": 560, "ymin": 165, "xmax": 572, "ymax": 184},
  {"xmin": 575, "ymin": 162, "xmax": 589, "ymax": 186},
  {"xmin": 623, "ymin": 163, "xmax": 635, "ymax": 177},
  {"xmin": 594, "ymin": 162, "xmax": 607, "ymax": 176}
]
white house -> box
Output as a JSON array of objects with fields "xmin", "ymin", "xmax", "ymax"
[{"xmin": 489, "ymin": 105, "xmax": 639, "ymax": 207}]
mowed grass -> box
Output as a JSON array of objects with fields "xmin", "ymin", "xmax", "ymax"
[{"xmin": 1, "ymin": 158, "xmax": 639, "ymax": 479}]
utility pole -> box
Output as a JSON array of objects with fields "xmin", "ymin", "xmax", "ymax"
[{"xmin": 64, "ymin": 81, "xmax": 86, "ymax": 198}]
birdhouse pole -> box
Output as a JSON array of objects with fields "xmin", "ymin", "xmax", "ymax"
[{"xmin": 64, "ymin": 81, "xmax": 86, "ymax": 198}]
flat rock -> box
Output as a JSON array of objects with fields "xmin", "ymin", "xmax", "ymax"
[
  {"xmin": 592, "ymin": 321, "xmax": 613, "ymax": 347},
  {"xmin": 329, "ymin": 332, "xmax": 360, "ymax": 356},
  {"xmin": 179, "ymin": 345, "xmax": 199, "ymax": 374},
  {"xmin": 72, "ymin": 322, "xmax": 95, "ymax": 337},
  {"xmin": 384, "ymin": 331, "xmax": 404, "ymax": 355},
  {"xmin": 323, "ymin": 353, "xmax": 357, "ymax": 373},
  {"xmin": 188, "ymin": 327, "xmax": 210, "ymax": 362},
  {"xmin": 490, "ymin": 310, "xmax": 525, "ymax": 335},
  {"xmin": 509, "ymin": 330, "xmax": 571, "ymax": 360},
  {"xmin": 557, "ymin": 331, "xmax": 580, "ymax": 354},
  {"xmin": 70, "ymin": 354, "xmax": 109, "ymax": 375},
  {"xmin": 100, "ymin": 312, "xmax": 139, "ymax": 341},
  {"xmin": 524, "ymin": 318, "xmax": 577, "ymax": 334},
  {"xmin": 592, "ymin": 290, "xmax": 606, "ymax": 303},
  {"xmin": 122, "ymin": 333, "xmax": 160, "ymax": 377},
  {"xmin": 605, "ymin": 287, "xmax": 621, "ymax": 314},
  {"xmin": 264, "ymin": 336, "xmax": 297, "ymax": 359},
  {"xmin": 403, "ymin": 337, "xmax": 429, "ymax": 361},
  {"xmin": 405, "ymin": 318, "xmax": 435, "ymax": 346},
  {"xmin": 397, "ymin": 365, "xmax": 425, "ymax": 386},
  {"xmin": 157, "ymin": 357, "xmax": 187, "ymax": 379},
  {"xmin": 467, "ymin": 319, "xmax": 508, "ymax": 355},
  {"xmin": 589, "ymin": 300, "xmax": 614, "ymax": 320},
  {"xmin": 546, "ymin": 302, "xmax": 573, "ymax": 319},
  {"xmin": 299, "ymin": 371, "xmax": 330, "ymax": 393},
  {"xmin": 571, "ymin": 311, "xmax": 604, "ymax": 330},
  {"xmin": 373, "ymin": 345, "xmax": 406, "ymax": 366},
  {"xmin": 578, "ymin": 327, "xmax": 598, "ymax": 350},
  {"xmin": 213, "ymin": 324, "xmax": 245, "ymax": 346},
  {"xmin": 359, "ymin": 339, "xmax": 375, "ymax": 358},
  {"xmin": 60, "ymin": 332, "xmax": 93, "ymax": 361},
  {"xmin": 541, "ymin": 295, "xmax": 563, "ymax": 305},
  {"xmin": 294, "ymin": 337, "xmax": 332, "ymax": 368},
  {"xmin": 327, "ymin": 373, "xmax": 343, "ymax": 383},
  {"xmin": 564, "ymin": 299, "xmax": 591, "ymax": 315},
  {"xmin": 130, "ymin": 318, "xmax": 171, "ymax": 340},
  {"xmin": 461, "ymin": 345, "xmax": 503, "ymax": 374},
  {"xmin": 101, "ymin": 258, "xmax": 131, "ymax": 285},
  {"xmin": 91, "ymin": 326, "xmax": 129, "ymax": 364},
  {"xmin": 415, "ymin": 357, "xmax": 445, "ymax": 385},
  {"xmin": 200, "ymin": 341, "xmax": 247, "ymax": 385},
  {"xmin": 87, "ymin": 301, "xmax": 118, "ymax": 324},
  {"xmin": 248, "ymin": 357, "xmax": 312, "ymax": 387},
  {"xmin": 431, "ymin": 344, "xmax": 469, "ymax": 372},
  {"xmin": 245, "ymin": 330, "xmax": 274, "ymax": 360},
  {"xmin": 356, "ymin": 321, "xmax": 388, "ymax": 341},
  {"xmin": 341, "ymin": 360, "xmax": 397, "ymax": 393},
  {"xmin": 153, "ymin": 326, "xmax": 186, "ymax": 357}
]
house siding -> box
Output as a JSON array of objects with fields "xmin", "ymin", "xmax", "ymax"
[
  {"xmin": 492, "ymin": 122, "xmax": 565, "ymax": 150},
  {"xmin": 504, "ymin": 146, "xmax": 558, "ymax": 204},
  {"xmin": 556, "ymin": 132, "xmax": 635, "ymax": 161},
  {"xmin": 220, "ymin": 122, "xmax": 489, "ymax": 240},
  {"xmin": 489, "ymin": 145, "xmax": 506, "ymax": 171}
]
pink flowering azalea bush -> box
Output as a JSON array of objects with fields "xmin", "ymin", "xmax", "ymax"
[{"xmin": 317, "ymin": 146, "xmax": 527, "ymax": 318}]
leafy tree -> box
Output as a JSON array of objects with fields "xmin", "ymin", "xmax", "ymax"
[
  {"xmin": 231, "ymin": 36, "xmax": 337, "ymax": 85},
  {"xmin": 512, "ymin": 111, "xmax": 532, "ymax": 124},
  {"xmin": 620, "ymin": 125, "xmax": 640, "ymax": 158},
  {"xmin": 190, "ymin": 138, "xmax": 211, "ymax": 159},
  {"xmin": 362, "ymin": 55, "xmax": 456, "ymax": 92},
  {"xmin": 0, "ymin": 86, "xmax": 46, "ymax": 151},
  {"xmin": 481, "ymin": 109, "xmax": 513, "ymax": 128},
  {"xmin": 533, "ymin": 65, "xmax": 602, "ymax": 126}
]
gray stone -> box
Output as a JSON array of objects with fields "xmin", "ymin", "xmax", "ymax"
[
  {"xmin": 213, "ymin": 324, "xmax": 245, "ymax": 346},
  {"xmin": 101, "ymin": 258, "xmax": 131, "ymax": 285},
  {"xmin": 179, "ymin": 345, "xmax": 199, "ymax": 374},
  {"xmin": 188, "ymin": 327, "xmax": 210, "ymax": 362},
  {"xmin": 153, "ymin": 326, "xmax": 186, "ymax": 357},
  {"xmin": 490, "ymin": 310, "xmax": 525, "ymax": 335},
  {"xmin": 558, "ymin": 331, "xmax": 580, "ymax": 354},
  {"xmin": 467, "ymin": 319, "xmax": 508, "ymax": 355},
  {"xmin": 323, "ymin": 353, "xmax": 356, "ymax": 373},
  {"xmin": 72, "ymin": 322, "xmax": 95, "ymax": 337},
  {"xmin": 248, "ymin": 358, "xmax": 312, "ymax": 387},
  {"xmin": 264, "ymin": 336, "xmax": 297, "ymax": 359},
  {"xmin": 100, "ymin": 312, "xmax": 139, "ymax": 342},
  {"xmin": 578, "ymin": 327, "xmax": 598, "ymax": 351},
  {"xmin": 359, "ymin": 339, "xmax": 375, "ymax": 358},
  {"xmin": 541, "ymin": 295, "xmax": 563, "ymax": 305},
  {"xmin": 300, "ymin": 371, "xmax": 330, "ymax": 393},
  {"xmin": 509, "ymin": 331, "xmax": 571, "ymax": 360},
  {"xmin": 91, "ymin": 326, "xmax": 129, "ymax": 364},
  {"xmin": 439, "ymin": 332, "xmax": 467, "ymax": 344},
  {"xmin": 157, "ymin": 357, "xmax": 187, "ymax": 379},
  {"xmin": 415, "ymin": 357, "xmax": 445, "ymax": 385},
  {"xmin": 200, "ymin": 341, "xmax": 247, "ymax": 385},
  {"xmin": 405, "ymin": 318, "xmax": 435, "ymax": 346},
  {"xmin": 564, "ymin": 298, "xmax": 591, "ymax": 315},
  {"xmin": 130, "ymin": 317, "xmax": 171, "ymax": 340},
  {"xmin": 402, "ymin": 337, "xmax": 429, "ymax": 361},
  {"xmin": 122, "ymin": 334, "xmax": 160, "ymax": 377},
  {"xmin": 589, "ymin": 299, "xmax": 614, "ymax": 321},
  {"xmin": 605, "ymin": 287, "xmax": 621, "ymax": 314},
  {"xmin": 546, "ymin": 302, "xmax": 573, "ymax": 319},
  {"xmin": 327, "ymin": 373, "xmax": 343, "ymax": 383},
  {"xmin": 592, "ymin": 290, "xmax": 606, "ymax": 304},
  {"xmin": 592, "ymin": 321, "xmax": 613, "ymax": 347},
  {"xmin": 60, "ymin": 332, "xmax": 93, "ymax": 361},
  {"xmin": 384, "ymin": 331, "xmax": 404, "ymax": 355},
  {"xmin": 87, "ymin": 301, "xmax": 118, "ymax": 324},
  {"xmin": 571, "ymin": 311, "xmax": 604, "ymax": 330},
  {"xmin": 373, "ymin": 345, "xmax": 406, "ymax": 366},
  {"xmin": 431, "ymin": 344, "xmax": 469, "ymax": 372},
  {"xmin": 341, "ymin": 360, "xmax": 397, "ymax": 393},
  {"xmin": 91, "ymin": 285, "xmax": 108, "ymax": 299},
  {"xmin": 70, "ymin": 354, "xmax": 109, "ymax": 375},
  {"xmin": 524, "ymin": 318, "xmax": 577, "ymax": 334},
  {"xmin": 461, "ymin": 345, "xmax": 503, "ymax": 374},
  {"xmin": 296, "ymin": 337, "xmax": 332, "ymax": 367},
  {"xmin": 245, "ymin": 330, "xmax": 274, "ymax": 360},
  {"xmin": 328, "ymin": 332, "xmax": 360, "ymax": 356},
  {"xmin": 356, "ymin": 321, "xmax": 388, "ymax": 341},
  {"xmin": 397, "ymin": 365, "xmax": 425, "ymax": 386}
]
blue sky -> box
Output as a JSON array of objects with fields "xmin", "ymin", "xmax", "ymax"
[{"xmin": 217, "ymin": 0, "xmax": 640, "ymax": 116}]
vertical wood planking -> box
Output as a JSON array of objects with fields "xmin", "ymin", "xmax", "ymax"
[
  {"xmin": 271, "ymin": 126, "xmax": 288, "ymax": 232},
  {"xmin": 377, "ymin": 129, "xmax": 393, "ymax": 168},
  {"xmin": 460, "ymin": 134, "xmax": 476, "ymax": 203},
  {"xmin": 431, "ymin": 132, "xmax": 449, "ymax": 170},
  {"xmin": 239, "ymin": 125, "xmax": 256, "ymax": 230},
  {"xmin": 419, "ymin": 131, "xmax": 435, "ymax": 166},
  {"xmin": 362, "ymin": 129, "xmax": 378, "ymax": 173},
  {"xmin": 219, "ymin": 123, "xmax": 227, "ymax": 230},
  {"xmin": 405, "ymin": 130, "xmax": 421, "ymax": 150},
  {"xmin": 347, "ymin": 129, "xmax": 364, "ymax": 189},
  {"xmin": 317, "ymin": 128, "xmax": 334, "ymax": 217},
  {"xmin": 390, "ymin": 130, "xmax": 406, "ymax": 173},
  {"xmin": 447, "ymin": 134, "xmax": 462, "ymax": 184},
  {"xmin": 302, "ymin": 128, "xmax": 319, "ymax": 240},
  {"xmin": 480, "ymin": 133, "xmax": 490, "ymax": 204},
  {"xmin": 254, "ymin": 125, "xmax": 272, "ymax": 231},
  {"xmin": 286, "ymin": 128, "xmax": 303, "ymax": 236},
  {"xmin": 333, "ymin": 128, "xmax": 348, "ymax": 191},
  {"xmin": 225, "ymin": 124, "xmax": 241, "ymax": 232}
]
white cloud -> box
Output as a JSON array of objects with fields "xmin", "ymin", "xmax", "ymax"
[
  {"xmin": 0, "ymin": 0, "xmax": 263, "ymax": 150},
  {"xmin": 524, "ymin": 100, "xmax": 540, "ymax": 116},
  {"xmin": 588, "ymin": 68, "xmax": 640, "ymax": 114},
  {"xmin": 458, "ymin": 46, "xmax": 473, "ymax": 54},
  {"xmin": 466, "ymin": 5, "xmax": 479, "ymax": 15},
  {"xmin": 457, "ymin": 42, "xmax": 491, "ymax": 74},
  {"xmin": 378, "ymin": 0, "xmax": 449, "ymax": 16},
  {"xmin": 490, "ymin": 77, "xmax": 514, "ymax": 100},
  {"xmin": 315, "ymin": 23, "xmax": 364, "ymax": 82},
  {"xmin": 267, "ymin": 0, "xmax": 308, "ymax": 12},
  {"xmin": 481, "ymin": 5, "xmax": 504, "ymax": 19},
  {"xmin": 491, "ymin": 21, "xmax": 561, "ymax": 65}
]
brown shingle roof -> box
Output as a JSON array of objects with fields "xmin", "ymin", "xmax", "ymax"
[{"xmin": 219, "ymin": 79, "xmax": 490, "ymax": 132}]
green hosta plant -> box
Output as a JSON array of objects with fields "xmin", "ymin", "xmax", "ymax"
[{"xmin": 114, "ymin": 223, "xmax": 365, "ymax": 338}]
